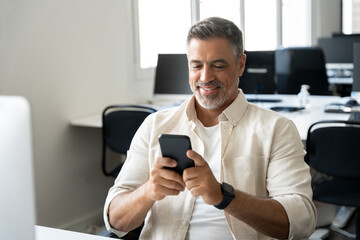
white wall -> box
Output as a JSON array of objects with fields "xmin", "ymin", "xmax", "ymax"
[
  {"xmin": 0, "ymin": 0, "xmax": 135, "ymax": 230},
  {"xmin": 312, "ymin": 0, "xmax": 342, "ymax": 45},
  {"xmin": 0, "ymin": 0, "xmax": 343, "ymax": 233}
]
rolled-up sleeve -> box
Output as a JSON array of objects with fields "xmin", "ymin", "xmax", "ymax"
[
  {"xmin": 268, "ymin": 119, "xmax": 317, "ymax": 239},
  {"xmin": 274, "ymin": 194, "xmax": 316, "ymax": 239}
]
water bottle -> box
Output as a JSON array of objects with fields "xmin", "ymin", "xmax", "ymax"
[{"xmin": 298, "ymin": 85, "xmax": 310, "ymax": 109}]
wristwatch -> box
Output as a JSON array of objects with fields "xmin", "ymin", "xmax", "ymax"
[{"xmin": 214, "ymin": 182, "xmax": 235, "ymax": 210}]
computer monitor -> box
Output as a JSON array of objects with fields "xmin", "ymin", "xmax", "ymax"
[
  {"xmin": 318, "ymin": 37, "xmax": 360, "ymax": 96},
  {"xmin": 0, "ymin": 96, "xmax": 36, "ymax": 240},
  {"xmin": 318, "ymin": 37, "xmax": 360, "ymax": 64},
  {"xmin": 352, "ymin": 42, "xmax": 360, "ymax": 98},
  {"xmin": 153, "ymin": 54, "xmax": 192, "ymax": 101}
]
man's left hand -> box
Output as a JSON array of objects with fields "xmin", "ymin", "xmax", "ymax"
[{"xmin": 182, "ymin": 150, "xmax": 223, "ymax": 205}]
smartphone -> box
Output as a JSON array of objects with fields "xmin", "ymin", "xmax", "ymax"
[{"xmin": 158, "ymin": 134, "xmax": 194, "ymax": 175}]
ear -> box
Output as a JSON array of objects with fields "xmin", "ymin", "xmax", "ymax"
[{"xmin": 237, "ymin": 54, "xmax": 247, "ymax": 77}]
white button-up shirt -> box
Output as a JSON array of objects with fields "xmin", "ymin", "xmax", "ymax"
[{"xmin": 104, "ymin": 91, "xmax": 316, "ymax": 239}]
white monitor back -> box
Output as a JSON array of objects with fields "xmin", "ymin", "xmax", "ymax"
[{"xmin": 0, "ymin": 96, "xmax": 36, "ymax": 240}]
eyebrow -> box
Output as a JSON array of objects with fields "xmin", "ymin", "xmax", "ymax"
[
  {"xmin": 189, "ymin": 58, "xmax": 228, "ymax": 65},
  {"xmin": 210, "ymin": 59, "xmax": 228, "ymax": 65},
  {"xmin": 190, "ymin": 60, "xmax": 202, "ymax": 65}
]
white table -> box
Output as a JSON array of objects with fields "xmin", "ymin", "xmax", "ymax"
[
  {"xmin": 71, "ymin": 113, "xmax": 102, "ymax": 128},
  {"xmin": 245, "ymin": 94, "xmax": 351, "ymax": 140},
  {"xmin": 35, "ymin": 225, "xmax": 113, "ymax": 240},
  {"xmin": 70, "ymin": 94, "xmax": 351, "ymax": 140}
]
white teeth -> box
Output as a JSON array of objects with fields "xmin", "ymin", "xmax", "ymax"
[{"xmin": 202, "ymin": 87, "xmax": 216, "ymax": 91}]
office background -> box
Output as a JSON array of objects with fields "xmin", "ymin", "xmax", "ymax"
[{"xmin": 0, "ymin": 0, "xmax": 349, "ymax": 233}]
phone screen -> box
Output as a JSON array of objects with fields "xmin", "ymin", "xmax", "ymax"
[{"xmin": 158, "ymin": 134, "xmax": 194, "ymax": 175}]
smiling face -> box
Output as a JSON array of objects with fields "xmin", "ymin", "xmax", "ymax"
[{"xmin": 188, "ymin": 37, "xmax": 246, "ymax": 111}]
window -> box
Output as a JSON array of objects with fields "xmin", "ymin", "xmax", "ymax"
[
  {"xmin": 343, "ymin": 0, "xmax": 360, "ymax": 34},
  {"xmin": 199, "ymin": 0, "xmax": 241, "ymax": 30},
  {"xmin": 244, "ymin": 0, "xmax": 277, "ymax": 51},
  {"xmin": 282, "ymin": 0, "xmax": 311, "ymax": 47},
  {"xmin": 137, "ymin": 0, "xmax": 191, "ymax": 69},
  {"xmin": 343, "ymin": 0, "xmax": 353, "ymax": 34},
  {"xmin": 135, "ymin": 0, "xmax": 311, "ymax": 72}
]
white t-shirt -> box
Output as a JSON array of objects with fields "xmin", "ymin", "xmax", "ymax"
[{"xmin": 185, "ymin": 120, "xmax": 234, "ymax": 240}]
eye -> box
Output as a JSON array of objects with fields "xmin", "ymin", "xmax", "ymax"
[
  {"xmin": 212, "ymin": 60, "xmax": 228, "ymax": 70},
  {"xmin": 214, "ymin": 64, "xmax": 226, "ymax": 69},
  {"xmin": 191, "ymin": 64, "xmax": 202, "ymax": 70},
  {"xmin": 213, "ymin": 63, "xmax": 227, "ymax": 70}
]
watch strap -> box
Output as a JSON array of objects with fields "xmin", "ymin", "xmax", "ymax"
[{"xmin": 214, "ymin": 182, "xmax": 235, "ymax": 210}]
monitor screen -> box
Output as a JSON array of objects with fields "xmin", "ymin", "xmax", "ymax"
[
  {"xmin": 318, "ymin": 37, "xmax": 360, "ymax": 63},
  {"xmin": 153, "ymin": 54, "xmax": 192, "ymax": 96},
  {"xmin": 352, "ymin": 42, "xmax": 360, "ymax": 94}
]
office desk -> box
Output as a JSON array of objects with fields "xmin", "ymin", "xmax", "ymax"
[
  {"xmin": 35, "ymin": 225, "xmax": 113, "ymax": 240},
  {"xmin": 71, "ymin": 113, "xmax": 102, "ymax": 128},
  {"xmin": 244, "ymin": 94, "xmax": 350, "ymax": 140},
  {"xmin": 70, "ymin": 95, "xmax": 351, "ymax": 140}
]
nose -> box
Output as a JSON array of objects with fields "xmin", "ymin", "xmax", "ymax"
[{"xmin": 200, "ymin": 65, "xmax": 215, "ymax": 83}]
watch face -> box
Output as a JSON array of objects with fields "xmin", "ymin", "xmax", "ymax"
[{"xmin": 222, "ymin": 182, "xmax": 235, "ymax": 197}]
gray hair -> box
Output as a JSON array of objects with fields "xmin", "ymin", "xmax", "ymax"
[{"xmin": 186, "ymin": 17, "xmax": 244, "ymax": 60}]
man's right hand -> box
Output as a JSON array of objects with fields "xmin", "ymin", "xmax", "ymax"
[
  {"xmin": 108, "ymin": 157, "xmax": 185, "ymax": 232},
  {"xmin": 146, "ymin": 157, "xmax": 186, "ymax": 201}
]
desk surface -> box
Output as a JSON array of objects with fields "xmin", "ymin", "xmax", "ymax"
[
  {"xmin": 70, "ymin": 94, "xmax": 351, "ymax": 140},
  {"xmin": 246, "ymin": 94, "xmax": 350, "ymax": 140},
  {"xmin": 35, "ymin": 225, "xmax": 112, "ymax": 240}
]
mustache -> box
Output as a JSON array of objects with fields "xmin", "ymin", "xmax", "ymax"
[{"xmin": 195, "ymin": 80, "xmax": 223, "ymax": 88}]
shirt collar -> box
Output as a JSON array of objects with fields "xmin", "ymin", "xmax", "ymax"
[
  {"xmin": 185, "ymin": 89, "xmax": 248, "ymax": 126},
  {"xmin": 220, "ymin": 89, "xmax": 248, "ymax": 126},
  {"xmin": 185, "ymin": 96, "xmax": 198, "ymax": 123}
]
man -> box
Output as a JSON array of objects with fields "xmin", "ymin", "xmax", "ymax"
[{"xmin": 104, "ymin": 17, "xmax": 316, "ymax": 239}]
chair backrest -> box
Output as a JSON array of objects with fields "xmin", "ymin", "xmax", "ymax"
[
  {"xmin": 102, "ymin": 105, "xmax": 156, "ymax": 177},
  {"xmin": 239, "ymin": 50, "xmax": 276, "ymax": 94},
  {"xmin": 306, "ymin": 120, "xmax": 360, "ymax": 179},
  {"xmin": 275, "ymin": 47, "xmax": 330, "ymax": 95}
]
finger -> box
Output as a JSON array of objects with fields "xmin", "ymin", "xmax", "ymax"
[
  {"xmin": 160, "ymin": 178, "xmax": 185, "ymax": 192},
  {"xmin": 147, "ymin": 182, "xmax": 181, "ymax": 201},
  {"xmin": 183, "ymin": 177, "xmax": 203, "ymax": 197},
  {"xmin": 156, "ymin": 170, "xmax": 185, "ymax": 189},
  {"xmin": 184, "ymin": 177, "xmax": 200, "ymax": 191},
  {"xmin": 187, "ymin": 185, "xmax": 201, "ymax": 197},
  {"xmin": 186, "ymin": 150, "xmax": 207, "ymax": 167},
  {"xmin": 150, "ymin": 172, "xmax": 185, "ymax": 191},
  {"xmin": 154, "ymin": 157, "xmax": 177, "ymax": 169},
  {"xmin": 151, "ymin": 165, "xmax": 185, "ymax": 187},
  {"xmin": 156, "ymin": 185, "xmax": 182, "ymax": 196},
  {"xmin": 182, "ymin": 166, "xmax": 202, "ymax": 182}
]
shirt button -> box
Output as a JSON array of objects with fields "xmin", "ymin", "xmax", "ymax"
[{"xmin": 182, "ymin": 221, "xmax": 188, "ymax": 226}]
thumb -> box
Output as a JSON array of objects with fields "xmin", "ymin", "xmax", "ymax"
[{"xmin": 187, "ymin": 150, "xmax": 207, "ymax": 167}]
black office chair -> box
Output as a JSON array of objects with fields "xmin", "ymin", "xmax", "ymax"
[
  {"xmin": 102, "ymin": 105, "xmax": 156, "ymax": 178},
  {"xmin": 275, "ymin": 47, "xmax": 330, "ymax": 95},
  {"xmin": 306, "ymin": 120, "xmax": 360, "ymax": 239},
  {"xmin": 239, "ymin": 50, "xmax": 276, "ymax": 94}
]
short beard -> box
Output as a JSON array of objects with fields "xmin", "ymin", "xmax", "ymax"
[{"xmin": 191, "ymin": 80, "xmax": 236, "ymax": 110}]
